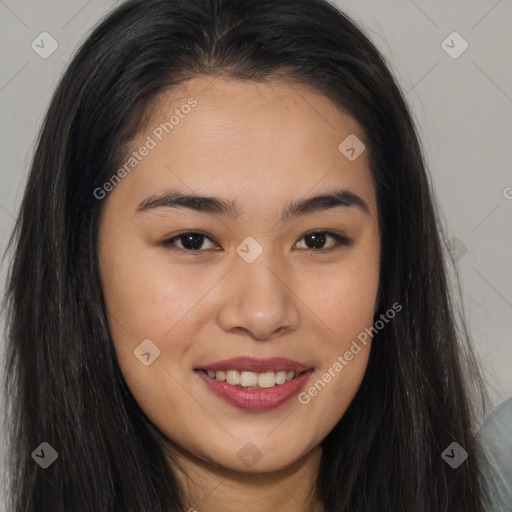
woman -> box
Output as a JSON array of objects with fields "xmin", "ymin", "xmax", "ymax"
[{"xmin": 2, "ymin": 0, "xmax": 491, "ymax": 510}]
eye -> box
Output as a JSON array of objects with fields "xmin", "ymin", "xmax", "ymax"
[
  {"xmin": 161, "ymin": 231, "xmax": 219, "ymax": 252},
  {"xmin": 161, "ymin": 229, "xmax": 352, "ymax": 254},
  {"xmin": 293, "ymin": 230, "xmax": 353, "ymax": 252}
]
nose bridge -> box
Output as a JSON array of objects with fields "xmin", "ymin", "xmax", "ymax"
[
  {"xmin": 216, "ymin": 237, "xmax": 300, "ymax": 339},
  {"xmin": 238, "ymin": 245, "xmax": 282, "ymax": 299}
]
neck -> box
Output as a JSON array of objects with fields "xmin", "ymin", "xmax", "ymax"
[{"xmin": 169, "ymin": 445, "xmax": 324, "ymax": 512}]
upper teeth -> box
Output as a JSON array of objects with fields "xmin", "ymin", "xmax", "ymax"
[{"xmin": 206, "ymin": 370, "xmax": 297, "ymax": 388}]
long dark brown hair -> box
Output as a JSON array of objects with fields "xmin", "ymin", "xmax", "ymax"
[{"xmin": 2, "ymin": 0, "xmax": 489, "ymax": 510}]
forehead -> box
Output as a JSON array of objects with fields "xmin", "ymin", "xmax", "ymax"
[
  {"xmin": 146, "ymin": 75, "xmax": 364, "ymax": 145},
  {"xmin": 107, "ymin": 75, "xmax": 376, "ymax": 219}
]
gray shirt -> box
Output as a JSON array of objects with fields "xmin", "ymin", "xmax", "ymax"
[{"xmin": 476, "ymin": 395, "xmax": 512, "ymax": 511}]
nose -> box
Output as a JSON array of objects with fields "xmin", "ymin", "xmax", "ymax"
[{"xmin": 216, "ymin": 252, "xmax": 301, "ymax": 341}]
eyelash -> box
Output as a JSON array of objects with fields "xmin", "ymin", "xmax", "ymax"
[{"xmin": 161, "ymin": 230, "xmax": 353, "ymax": 254}]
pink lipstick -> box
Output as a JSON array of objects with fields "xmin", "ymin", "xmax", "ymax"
[{"xmin": 195, "ymin": 357, "xmax": 313, "ymax": 411}]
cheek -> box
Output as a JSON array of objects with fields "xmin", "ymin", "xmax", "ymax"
[
  {"xmin": 295, "ymin": 268, "xmax": 376, "ymax": 432},
  {"xmin": 294, "ymin": 248, "xmax": 378, "ymax": 411},
  {"xmin": 297, "ymin": 346, "xmax": 370, "ymax": 443},
  {"xmin": 99, "ymin": 251, "xmax": 206, "ymax": 431},
  {"xmin": 100, "ymin": 240, "xmax": 202, "ymax": 336},
  {"xmin": 300, "ymin": 254, "xmax": 379, "ymax": 340},
  {"xmin": 98, "ymin": 236, "xmax": 192, "ymax": 377}
]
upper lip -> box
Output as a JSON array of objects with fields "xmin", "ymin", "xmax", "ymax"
[{"xmin": 196, "ymin": 357, "xmax": 312, "ymax": 373}]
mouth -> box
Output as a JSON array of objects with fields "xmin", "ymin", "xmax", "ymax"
[{"xmin": 194, "ymin": 357, "xmax": 314, "ymax": 410}]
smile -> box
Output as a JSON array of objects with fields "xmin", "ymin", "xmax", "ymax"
[
  {"xmin": 194, "ymin": 357, "xmax": 314, "ymax": 410},
  {"xmin": 198, "ymin": 369, "xmax": 303, "ymax": 388}
]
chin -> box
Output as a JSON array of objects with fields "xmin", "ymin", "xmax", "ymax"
[{"xmin": 194, "ymin": 435, "xmax": 318, "ymax": 474}]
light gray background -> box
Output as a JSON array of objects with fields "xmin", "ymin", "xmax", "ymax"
[{"xmin": 1, "ymin": 1, "xmax": 511, "ymax": 510}]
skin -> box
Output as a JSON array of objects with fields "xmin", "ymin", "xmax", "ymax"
[{"xmin": 97, "ymin": 75, "xmax": 381, "ymax": 512}]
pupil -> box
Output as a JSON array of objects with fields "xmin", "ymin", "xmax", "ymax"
[
  {"xmin": 182, "ymin": 233, "xmax": 204, "ymax": 250},
  {"xmin": 305, "ymin": 232, "xmax": 326, "ymax": 249}
]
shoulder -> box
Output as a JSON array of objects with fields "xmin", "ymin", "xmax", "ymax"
[{"xmin": 476, "ymin": 395, "xmax": 512, "ymax": 512}]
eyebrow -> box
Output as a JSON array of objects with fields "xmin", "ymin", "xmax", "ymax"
[{"xmin": 136, "ymin": 187, "xmax": 370, "ymax": 221}]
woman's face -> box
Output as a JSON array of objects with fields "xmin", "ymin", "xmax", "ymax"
[{"xmin": 98, "ymin": 76, "xmax": 380, "ymax": 473}]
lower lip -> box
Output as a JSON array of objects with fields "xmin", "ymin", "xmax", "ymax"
[{"xmin": 195, "ymin": 370, "xmax": 313, "ymax": 411}]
